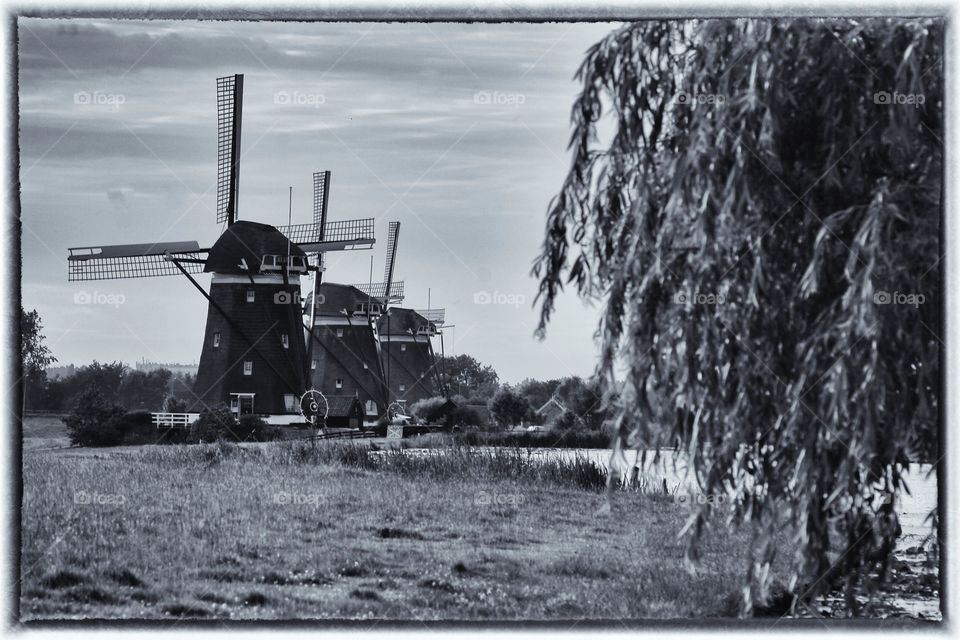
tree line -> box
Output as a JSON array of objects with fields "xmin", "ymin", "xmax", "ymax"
[
  {"xmin": 22, "ymin": 307, "xmax": 609, "ymax": 434},
  {"xmin": 21, "ymin": 308, "xmax": 196, "ymax": 413}
]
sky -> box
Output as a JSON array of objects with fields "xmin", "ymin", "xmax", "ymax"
[{"xmin": 18, "ymin": 19, "xmax": 620, "ymax": 384}]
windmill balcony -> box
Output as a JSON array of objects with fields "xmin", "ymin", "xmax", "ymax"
[{"xmin": 260, "ymin": 254, "xmax": 309, "ymax": 274}]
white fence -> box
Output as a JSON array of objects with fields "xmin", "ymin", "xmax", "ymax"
[{"xmin": 151, "ymin": 412, "xmax": 199, "ymax": 429}]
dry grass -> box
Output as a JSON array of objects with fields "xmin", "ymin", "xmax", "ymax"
[{"xmin": 21, "ymin": 440, "xmax": 761, "ymax": 621}]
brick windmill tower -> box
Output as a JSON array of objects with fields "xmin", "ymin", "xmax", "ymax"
[{"xmin": 66, "ymin": 74, "xmax": 375, "ymax": 419}]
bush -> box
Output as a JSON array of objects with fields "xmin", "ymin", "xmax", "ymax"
[
  {"xmin": 113, "ymin": 410, "xmax": 156, "ymax": 445},
  {"xmin": 408, "ymin": 396, "xmax": 449, "ymax": 423},
  {"xmin": 187, "ymin": 404, "xmax": 235, "ymax": 444},
  {"xmin": 553, "ymin": 409, "xmax": 584, "ymax": 432},
  {"xmin": 447, "ymin": 406, "xmax": 482, "ymax": 428},
  {"xmin": 163, "ymin": 396, "xmax": 188, "ymax": 413},
  {"xmin": 63, "ymin": 388, "xmax": 126, "ymax": 447},
  {"xmin": 232, "ymin": 415, "xmax": 280, "ymax": 442}
]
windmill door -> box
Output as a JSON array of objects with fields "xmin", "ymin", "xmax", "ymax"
[{"xmin": 231, "ymin": 393, "xmax": 256, "ymax": 416}]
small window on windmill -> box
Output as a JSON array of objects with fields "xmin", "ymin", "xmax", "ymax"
[
  {"xmin": 336, "ymin": 378, "xmax": 343, "ymax": 390},
  {"xmin": 399, "ymin": 383, "xmax": 406, "ymax": 392},
  {"xmin": 363, "ymin": 362, "xmax": 369, "ymax": 370},
  {"xmin": 243, "ymin": 361, "xmax": 253, "ymax": 376},
  {"xmin": 246, "ymin": 289, "xmax": 255, "ymax": 303},
  {"xmin": 289, "ymin": 256, "xmax": 308, "ymax": 274},
  {"xmin": 372, "ymin": 304, "xmax": 382, "ymax": 314},
  {"xmin": 400, "ymin": 344, "xmax": 406, "ymax": 352},
  {"xmin": 213, "ymin": 332, "xmax": 221, "ymax": 348},
  {"xmin": 365, "ymin": 400, "xmax": 377, "ymax": 415},
  {"xmin": 283, "ymin": 394, "xmax": 296, "ymax": 412},
  {"xmin": 336, "ymin": 328, "xmax": 344, "ymax": 338},
  {"xmin": 311, "ymin": 359, "xmax": 317, "ymax": 370},
  {"xmin": 281, "ymin": 333, "xmax": 289, "ymax": 349},
  {"xmin": 355, "ymin": 303, "xmax": 364, "ymax": 314}
]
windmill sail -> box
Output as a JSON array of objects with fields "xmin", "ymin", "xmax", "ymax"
[
  {"xmin": 353, "ymin": 280, "xmax": 405, "ymax": 302},
  {"xmin": 216, "ymin": 74, "xmax": 243, "ymax": 226},
  {"xmin": 313, "ymin": 170, "xmax": 330, "ymax": 237},
  {"xmin": 67, "ymin": 241, "xmax": 206, "ymax": 281},
  {"xmin": 352, "ymin": 221, "xmax": 402, "ymax": 302},
  {"xmin": 280, "ymin": 218, "xmax": 376, "ymax": 252},
  {"xmin": 382, "ymin": 221, "xmax": 400, "ymax": 299},
  {"xmin": 414, "ymin": 308, "xmax": 446, "ymax": 325}
]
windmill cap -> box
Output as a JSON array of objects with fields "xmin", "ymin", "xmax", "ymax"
[
  {"xmin": 377, "ymin": 307, "xmax": 434, "ymax": 335},
  {"xmin": 204, "ymin": 221, "xmax": 306, "ymax": 275},
  {"xmin": 308, "ymin": 282, "xmax": 377, "ymax": 314}
]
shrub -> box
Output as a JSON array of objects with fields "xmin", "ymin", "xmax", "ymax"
[
  {"xmin": 232, "ymin": 414, "xmax": 279, "ymax": 442},
  {"xmin": 187, "ymin": 404, "xmax": 235, "ymax": 444},
  {"xmin": 63, "ymin": 388, "xmax": 126, "ymax": 447},
  {"xmin": 408, "ymin": 396, "xmax": 449, "ymax": 423},
  {"xmin": 113, "ymin": 410, "xmax": 156, "ymax": 445},
  {"xmin": 447, "ymin": 405, "xmax": 482, "ymax": 428},
  {"xmin": 163, "ymin": 396, "xmax": 188, "ymax": 413},
  {"xmin": 553, "ymin": 409, "xmax": 584, "ymax": 432}
]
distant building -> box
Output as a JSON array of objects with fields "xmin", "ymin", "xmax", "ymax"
[
  {"xmin": 535, "ymin": 397, "xmax": 569, "ymax": 426},
  {"xmin": 135, "ymin": 358, "xmax": 198, "ymax": 377},
  {"xmin": 45, "ymin": 364, "xmax": 77, "ymax": 380},
  {"xmin": 324, "ymin": 395, "xmax": 365, "ymax": 429}
]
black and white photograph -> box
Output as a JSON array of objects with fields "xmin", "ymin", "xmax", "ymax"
[{"xmin": 11, "ymin": 3, "xmax": 948, "ymax": 628}]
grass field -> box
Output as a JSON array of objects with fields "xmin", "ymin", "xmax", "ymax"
[{"xmin": 21, "ymin": 439, "xmax": 766, "ymax": 621}]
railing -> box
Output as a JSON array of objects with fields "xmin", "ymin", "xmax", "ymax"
[{"xmin": 151, "ymin": 412, "xmax": 198, "ymax": 429}]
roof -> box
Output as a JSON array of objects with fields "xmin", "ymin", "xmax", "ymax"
[
  {"xmin": 377, "ymin": 307, "xmax": 434, "ymax": 336},
  {"xmin": 310, "ymin": 283, "xmax": 380, "ymax": 316},
  {"xmin": 325, "ymin": 394, "xmax": 364, "ymax": 417},
  {"xmin": 204, "ymin": 221, "xmax": 306, "ymax": 275},
  {"xmin": 536, "ymin": 397, "xmax": 568, "ymax": 416}
]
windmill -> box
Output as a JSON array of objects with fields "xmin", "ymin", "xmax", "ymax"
[
  {"xmin": 66, "ymin": 74, "xmax": 375, "ymax": 420},
  {"xmin": 364, "ymin": 225, "xmax": 445, "ymax": 410},
  {"xmin": 413, "ymin": 304, "xmax": 452, "ymax": 398},
  {"xmin": 306, "ymin": 221, "xmax": 402, "ymax": 420}
]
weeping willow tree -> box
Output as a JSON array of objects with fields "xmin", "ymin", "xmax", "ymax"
[{"xmin": 534, "ymin": 18, "xmax": 941, "ymax": 616}]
